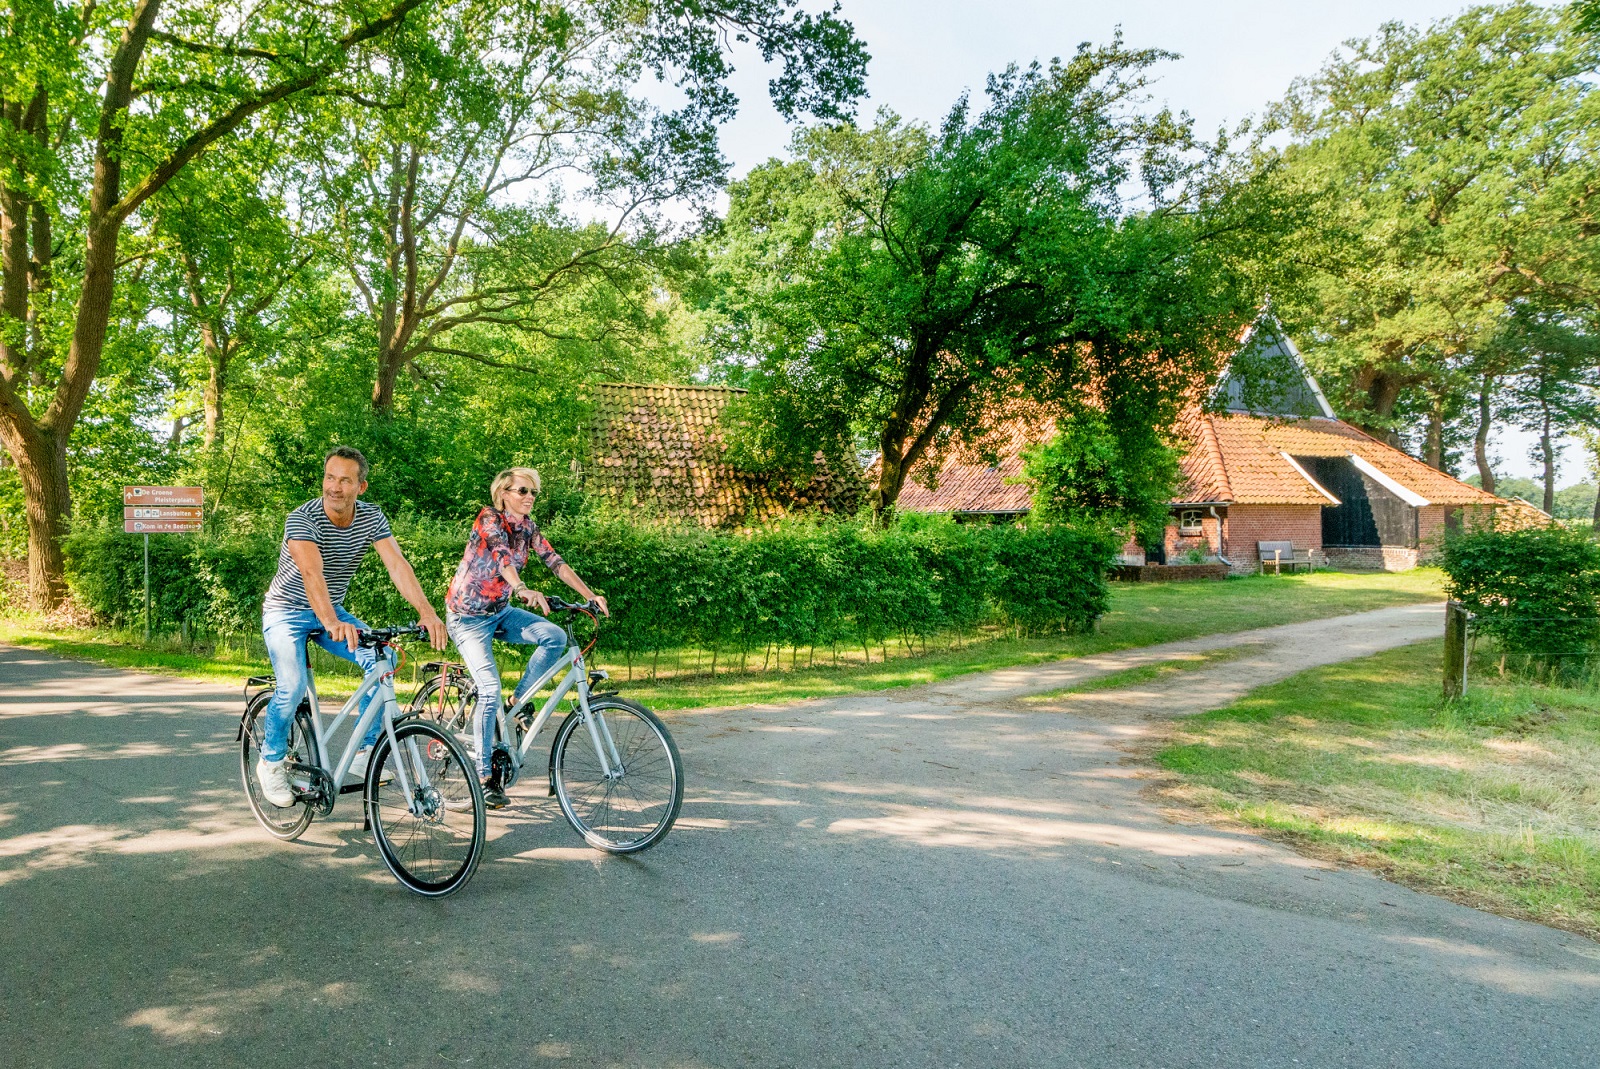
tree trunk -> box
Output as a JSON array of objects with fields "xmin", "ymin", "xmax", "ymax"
[
  {"xmin": 186, "ymin": 249, "xmax": 229, "ymax": 449},
  {"xmin": 871, "ymin": 443, "xmax": 908, "ymax": 524},
  {"xmin": 1541, "ymin": 404, "xmax": 1556, "ymax": 515},
  {"xmin": 1474, "ymin": 375, "xmax": 1496, "ymax": 494},
  {"xmin": 868, "ymin": 366, "xmax": 970, "ymax": 523},
  {"xmin": 1423, "ymin": 397, "xmax": 1445, "ymax": 471},
  {"xmin": 3, "ymin": 0, "xmax": 162, "ymax": 609},
  {"xmin": 372, "ymin": 347, "xmax": 404, "ymax": 411},
  {"xmin": 203, "ymin": 343, "xmax": 226, "ymax": 448},
  {"xmin": 1, "ymin": 420, "xmax": 69, "ymax": 610},
  {"xmin": 1352, "ymin": 366, "xmax": 1407, "ymax": 446},
  {"xmin": 1590, "ymin": 476, "xmax": 1600, "ymax": 533}
]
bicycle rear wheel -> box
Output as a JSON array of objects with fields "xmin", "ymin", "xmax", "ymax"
[
  {"xmin": 366, "ymin": 721, "xmax": 485, "ymax": 897},
  {"xmin": 551, "ymin": 697, "xmax": 682, "ymax": 854},
  {"xmin": 240, "ymin": 695, "xmax": 316, "ymax": 841},
  {"xmin": 405, "ymin": 671, "xmax": 475, "ymax": 735}
]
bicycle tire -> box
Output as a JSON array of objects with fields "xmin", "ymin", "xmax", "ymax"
[
  {"xmin": 366, "ymin": 720, "xmax": 486, "ymax": 897},
  {"xmin": 406, "ymin": 671, "xmax": 476, "ymax": 728},
  {"xmin": 405, "ymin": 670, "xmax": 511, "ymax": 777},
  {"xmin": 551, "ymin": 697, "xmax": 682, "ymax": 854},
  {"xmin": 239, "ymin": 694, "xmax": 317, "ymax": 842}
]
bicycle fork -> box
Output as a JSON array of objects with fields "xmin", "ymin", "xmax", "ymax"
[
  {"xmin": 360, "ymin": 682, "xmax": 430, "ymax": 828},
  {"xmin": 577, "ymin": 687, "xmax": 625, "ymax": 780}
]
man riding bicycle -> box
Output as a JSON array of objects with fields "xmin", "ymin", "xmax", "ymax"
[
  {"xmin": 445, "ymin": 467, "xmax": 609, "ymax": 809},
  {"xmin": 255, "ymin": 446, "xmax": 446, "ymax": 807}
]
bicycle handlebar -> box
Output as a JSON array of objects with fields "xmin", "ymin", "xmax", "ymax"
[
  {"xmin": 357, "ymin": 622, "xmax": 430, "ymax": 647},
  {"xmin": 304, "ymin": 623, "xmax": 430, "ymax": 647},
  {"xmin": 543, "ymin": 595, "xmax": 601, "ymax": 616}
]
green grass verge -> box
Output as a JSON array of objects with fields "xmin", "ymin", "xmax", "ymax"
[
  {"xmin": 0, "ymin": 569, "xmax": 1441, "ymax": 709},
  {"xmin": 1154, "ymin": 639, "xmax": 1600, "ymax": 939}
]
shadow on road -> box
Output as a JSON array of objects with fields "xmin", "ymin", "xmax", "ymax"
[{"xmin": 3, "ymin": 634, "xmax": 1599, "ymax": 1068}]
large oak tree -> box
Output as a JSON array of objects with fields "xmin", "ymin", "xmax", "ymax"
[
  {"xmin": 0, "ymin": 0, "xmax": 422, "ymax": 609},
  {"xmin": 1265, "ymin": 3, "xmax": 1600, "ymax": 474}
]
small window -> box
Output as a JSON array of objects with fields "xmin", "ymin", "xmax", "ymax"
[{"xmin": 1178, "ymin": 509, "xmax": 1204, "ymax": 535}]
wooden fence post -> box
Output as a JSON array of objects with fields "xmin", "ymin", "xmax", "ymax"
[{"xmin": 1443, "ymin": 600, "xmax": 1468, "ymax": 700}]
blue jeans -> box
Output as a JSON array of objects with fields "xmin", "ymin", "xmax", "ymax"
[
  {"xmin": 260, "ymin": 605, "xmax": 379, "ymax": 763},
  {"xmin": 447, "ymin": 606, "xmax": 568, "ymax": 778}
]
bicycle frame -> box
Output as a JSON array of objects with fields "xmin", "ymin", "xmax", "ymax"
[
  {"xmin": 474, "ymin": 628, "xmax": 623, "ymax": 785},
  {"xmin": 299, "ymin": 643, "xmax": 427, "ymax": 812}
]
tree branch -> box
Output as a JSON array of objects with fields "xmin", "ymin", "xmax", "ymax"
[
  {"xmin": 113, "ymin": 0, "xmax": 425, "ymax": 225},
  {"xmin": 150, "ymin": 29, "xmax": 284, "ymax": 63}
]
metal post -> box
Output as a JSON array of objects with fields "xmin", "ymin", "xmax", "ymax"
[
  {"xmin": 1443, "ymin": 600, "xmax": 1468, "ymax": 700},
  {"xmin": 143, "ymin": 534, "xmax": 151, "ymax": 642}
]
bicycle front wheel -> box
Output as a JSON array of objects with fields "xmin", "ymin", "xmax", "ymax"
[
  {"xmin": 366, "ymin": 721, "xmax": 486, "ymax": 897},
  {"xmin": 240, "ymin": 695, "xmax": 316, "ymax": 842},
  {"xmin": 551, "ymin": 697, "xmax": 683, "ymax": 854}
]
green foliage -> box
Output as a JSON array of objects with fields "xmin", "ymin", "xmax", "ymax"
[
  {"xmin": 1576, "ymin": 0, "xmax": 1600, "ymax": 35},
  {"xmin": 0, "ymin": 0, "xmax": 870, "ymax": 609},
  {"xmin": 60, "ymin": 516, "xmax": 1116, "ymax": 653},
  {"xmin": 1439, "ymin": 526, "xmax": 1600, "ymax": 665},
  {"xmin": 1023, "ymin": 411, "xmax": 1179, "ymax": 545},
  {"xmin": 1471, "ymin": 474, "xmax": 1597, "ymax": 522},
  {"xmin": 1262, "ymin": 3, "xmax": 1600, "ymax": 456},
  {"xmin": 709, "ymin": 43, "xmax": 1295, "ymax": 515}
]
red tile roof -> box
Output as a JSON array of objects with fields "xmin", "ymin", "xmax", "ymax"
[
  {"xmin": 891, "ymin": 420, "xmax": 1050, "ymax": 514},
  {"xmin": 585, "ymin": 383, "xmax": 862, "ymax": 526},
  {"xmin": 1175, "ymin": 410, "xmax": 1503, "ymax": 507},
  {"xmin": 893, "ymin": 408, "xmax": 1509, "ymax": 515}
]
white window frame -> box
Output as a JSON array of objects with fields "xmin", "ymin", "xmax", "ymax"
[{"xmin": 1177, "ymin": 509, "xmax": 1204, "ymax": 535}]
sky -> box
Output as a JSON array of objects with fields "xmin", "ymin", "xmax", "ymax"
[{"xmin": 705, "ymin": 0, "xmax": 1577, "ymax": 484}]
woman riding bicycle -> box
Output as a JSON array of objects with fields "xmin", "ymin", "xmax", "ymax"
[{"xmin": 446, "ymin": 467, "xmax": 609, "ymax": 808}]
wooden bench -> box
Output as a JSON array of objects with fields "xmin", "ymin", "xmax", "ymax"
[{"xmin": 1258, "ymin": 540, "xmax": 1314, "ymax": 575}]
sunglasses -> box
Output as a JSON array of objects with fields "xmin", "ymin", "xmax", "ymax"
[{"xmin": 507, "ymin": 486, "xmax": 537, "ymax": 497}]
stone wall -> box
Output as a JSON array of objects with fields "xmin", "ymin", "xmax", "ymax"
[{"xmin": 1322, "ymin": 545, "xmax": 1419, "ymax": 571}]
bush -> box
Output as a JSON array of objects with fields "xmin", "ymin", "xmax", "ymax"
[
  {"xmin": 59, "ymin": 514, "xmax": 1117, "ymax": 658},
  {"xmin": 1023, "ymin": 408, "xmax": 1180, "ymax": 548},
  {"xmin": 1438, "ymin": 525, "xmax": 1600, "ymax": 669}
]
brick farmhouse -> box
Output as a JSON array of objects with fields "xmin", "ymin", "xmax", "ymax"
[
  {"xmin": 581, "ymin": 318, "xmax": 1542, "ymax": 569},
  {"xmin": 893, "ymin": 315, "xmax": 1543, "ymax": 573}
]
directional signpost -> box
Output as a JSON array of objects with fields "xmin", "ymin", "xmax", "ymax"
[{"xmin": 124, "ymin": 486, "xmax": 203, "ymax": 639}]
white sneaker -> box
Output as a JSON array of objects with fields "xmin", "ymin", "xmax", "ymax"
[
  {"xmin": 256, "ymin": 757, "xmax": 295, "ymax": 808},
  {"xmin": 349, "ymin": 748, "xmax": 371, "ymax": 781}
]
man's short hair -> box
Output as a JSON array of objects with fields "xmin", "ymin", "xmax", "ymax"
[{"xmin": 324, "ymin": 445, "xmax": 370, "ymax": 482}]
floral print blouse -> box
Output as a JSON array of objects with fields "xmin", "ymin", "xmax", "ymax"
[{"xmin": 445, "ymin": 507, "xmax": 566, "ymax": 616}]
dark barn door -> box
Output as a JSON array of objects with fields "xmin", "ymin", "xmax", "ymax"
[{"xmin": 1296, "ymin": 456, "xmax": 1390, "ymax": 547}]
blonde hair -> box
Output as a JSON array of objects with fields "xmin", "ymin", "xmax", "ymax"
[{"xmin": 491, "ymin": 467, "xmax": 541, "ymax": 511}]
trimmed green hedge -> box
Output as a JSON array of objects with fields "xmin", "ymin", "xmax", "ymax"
[
  {"xmin": 62, "ymin": 516, "xmax": 1115, "ymax": 656},
  {"xmin": 1439, "ymin": 525, "xmax": 1600, "ymax": 668}
]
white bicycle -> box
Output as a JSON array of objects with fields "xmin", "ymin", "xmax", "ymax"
[
  {"xmin": 405, "ymin": 597, "xmax": 683, "ymax": 854},
  {"xmin": 239, "ymin": 623, "xmax": 487, "ymax": 897}
]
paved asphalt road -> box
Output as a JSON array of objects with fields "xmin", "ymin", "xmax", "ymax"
[{"xmin": 2, "ymin": 603, "xmax": 1597, "ymax": 1068}]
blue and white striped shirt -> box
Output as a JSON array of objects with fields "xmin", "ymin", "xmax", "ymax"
[{"xmin": 262, "ymin": 499, "xmax": 393, "ymax": 612}]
